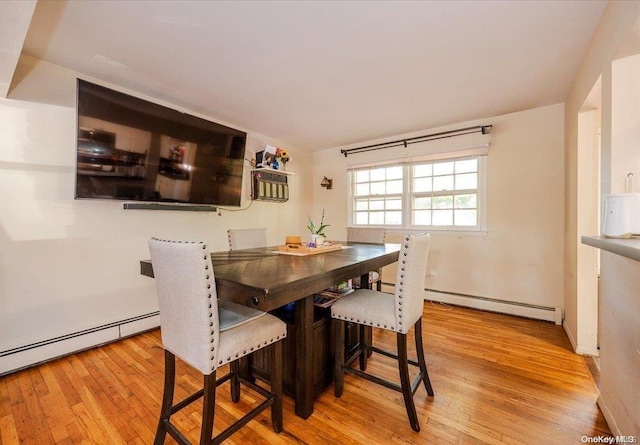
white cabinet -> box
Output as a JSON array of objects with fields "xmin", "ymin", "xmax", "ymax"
[
  {"xmin": 156, "ymin": 174, "xmax": 190, "ymax": 201},
  {"xmin": 156, "ymin": 175, "xmax": 173, "ymax": 199}
]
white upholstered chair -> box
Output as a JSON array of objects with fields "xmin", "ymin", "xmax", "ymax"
[
  {"xmin": 149, "ymin": 238, "xmax": 286, "ymax": 445},
  {"xmin": 347, "ymin": 227, "xmax": 386, "ymax": 290},
  {"xmin": 331, "ymin": 232, "xmax": 434, "ymax": 432},
  {"xmin": 227, "ymin": 228, "xmax": 268, "ymax": 250}
]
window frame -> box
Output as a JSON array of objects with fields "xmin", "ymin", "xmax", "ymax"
[{"xmin": 347, "ymin": 155, "xmax": 487, "ymax": 234}]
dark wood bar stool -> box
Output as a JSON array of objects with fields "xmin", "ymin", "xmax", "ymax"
[
  {"xmin": 148, "ymin": 238, "xmax": 286, "ymax": 445},
  {"xmin": 332, "ymin": 232, "xmax": 434, "ymax": 432}
]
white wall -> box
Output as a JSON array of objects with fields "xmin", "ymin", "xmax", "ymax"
[
  {"xmin": 0, "ymin": 56, "xmax": 314, "ymax": 373},
  {"xmin": 612, "ymin": 53, "xmax": 640, "ymax": 193},
  {"xmin": 312, "ymin": 104, "xmax": 565, "ymax": 311},
  {"xmin": 575, "ymin": 108, "xmax": 600, "ymax": 355},
  {"xmin": 565, "ymin": 3, "xmax": 640, "ymax": 434},
  {"xmin": 564, "ymin": 2, "xmax": 640, "ymax": 355},
  {"xmin": 598, "ymin": 251, "xmax": 640, "ymax": 436}
]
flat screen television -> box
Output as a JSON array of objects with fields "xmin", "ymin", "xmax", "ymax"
[{"xmin": 75, "ymin": 79, "xmax": 246, "ymax": 207}]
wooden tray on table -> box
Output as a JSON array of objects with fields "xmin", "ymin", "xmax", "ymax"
[{"xmin": 277, "ymin": 243, "xmax": 342, "ymax": 255}]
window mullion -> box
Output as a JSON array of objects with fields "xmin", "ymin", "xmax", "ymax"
[{"xmin": 404, "ymin": 164, "xmax": 412, "ymax": 229}]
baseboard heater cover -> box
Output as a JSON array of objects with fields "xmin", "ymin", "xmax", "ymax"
[
  {"xmin": 425, "ymin": 289, "xmax": 562, "ymax": 325},
  {"xmin": 381, "ymin": 282, "xmax": 561, "ymax": 324},
  {"xmin": 0, "ymin": 312, "xmax": 160, "ymax": 376}
]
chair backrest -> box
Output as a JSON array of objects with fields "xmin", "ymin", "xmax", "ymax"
[
  {"xmin": 148, "ymin": 238, "xmax": 219, "ymax": 375},
  {"xmin": 227, "ymin": 228, "xmax": 267, "ymax": 250},
  {"xmin": 394, "ymin": 232, "xmax": 430, "ymax": 334},
  {"xmin": 347, "ymin": 227, "xmax": 386, "ymax": 244}
]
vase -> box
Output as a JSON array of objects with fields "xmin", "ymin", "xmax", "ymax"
[{"xmin": 311, "ymin": 234, "xmax": 326, "ymax": 247}]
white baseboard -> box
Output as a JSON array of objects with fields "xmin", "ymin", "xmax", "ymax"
[
  {"xmin": 563, "ymin": 321, "xmax": 600, "ymax": 356},
  {"xmin": 424, "ymin": 289, "xmax": 563, "ymax": 324},
  {"xmin": 0, "ymin": 312, "xmax": 159, "ymax": 376},
  {"xmin": 563, "ymin": 320, "xmax": 578, "ymax": 351},
  {"xmin": 597, "ymin": 395, "xmax": 622, "ymax": 436}
]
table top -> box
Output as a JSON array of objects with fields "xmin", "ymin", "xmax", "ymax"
[{"xmin": 140, "ymin": 242, "xmax": 400, "ymax": 311}]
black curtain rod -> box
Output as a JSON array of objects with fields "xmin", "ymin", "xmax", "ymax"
[{"xmin": 340, "ymin": 125, "xmax": 492, "ymax": 157}]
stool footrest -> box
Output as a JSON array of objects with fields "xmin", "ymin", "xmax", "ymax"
[
  {"xmin": 369, "ymin": 345, "xmax": 419, "ymax": 367},
  {"xmin": 161, "ymin": 368, "xmax": 276, "ymax": 445}
]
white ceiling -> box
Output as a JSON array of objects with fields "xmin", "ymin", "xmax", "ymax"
[
  {"xmin": 12, "ymin": 0, "xmax": 607, "ymax": 150},
  {"xmin": 0, "ymin": 0, "xmax": 36, "ymax": 97}
]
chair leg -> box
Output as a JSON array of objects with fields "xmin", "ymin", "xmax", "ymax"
[
  {"xmin": 154, "ymin": 350, "xmax": 176, "ymax": 445},
  {"xmin": 200, "ymin": 372, "xmax": 217, "ymax": 445},
  {"xmin": 397, "ymin": 332, "xmax": 420, "ymax": 432},
  {"xmin": 270, "ymin": 340, "xmax": 283, "ymax": 433},
  {"xmin": 358, "ymin": 324, "xmax": 368, "ymax": 371},
  {"xmin": 230, "ymin": 360, "xmax": 240, "ymax": 403},
  {"xmin": 334, "ymin": 318, "xmax": 345, "ymax": 397},
  {"xmin": 414, "ymin": 318, "xmax": 434, "ymax": 396}
]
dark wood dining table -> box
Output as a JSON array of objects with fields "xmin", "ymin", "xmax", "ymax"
[{"xmin": 140, "ymin": 241, "xmax": 400, "ymax": 418}]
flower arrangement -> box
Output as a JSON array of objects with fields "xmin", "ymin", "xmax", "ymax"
[
  {"xmin": 307, "ymin": 209, "xmax": 329, "ymax": 237},
  {"xmin": 273, "ymin": 147, "xmax": 291, "ymax": 170},
  {"xmin": 260, "ymin": 144, "xmax": 292, "ymax": 170}
]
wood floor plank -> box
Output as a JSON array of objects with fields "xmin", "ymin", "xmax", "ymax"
[
  {"xmin": 0, "ymin": 303, "xmax": 612, "ymax": 444},
  {"xmin": 0, "ymin": 413, "xmax": 19, "ymax": 445},
  {"xmin": 38, "ymin": 393, "xmax": 71, "ymax": 444},
  {"xmin": 0, "ymin": 377, "xmax": 11, "ymax": 418},
  {"xmin": 17, "ymin": 369, "xmax": 55, "ymax": 444},
  {"xmin": 7, "ymin": 373, "xmax": 36, "ymax": 445}
]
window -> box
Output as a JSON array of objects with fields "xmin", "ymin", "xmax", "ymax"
[
  {"xmin": 349, "ymin": 156, "xmax": 486, "ymax": 231},
  {"xmin": 352, "ymin": 165, "xmax": 403, "ymax": 225}
]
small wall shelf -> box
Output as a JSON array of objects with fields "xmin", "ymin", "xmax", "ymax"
[{"xmin": 252, "ymin": 168, "xmax": 295, "ymax": 176}]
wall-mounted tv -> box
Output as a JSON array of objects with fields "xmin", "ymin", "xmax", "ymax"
[{"xmin": 75, "ymin": 79, "xmax": 246, "ymax": 206}]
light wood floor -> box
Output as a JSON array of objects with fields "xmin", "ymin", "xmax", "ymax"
[{"xmin": 0, "ymin": 303, "xmax": 611, "ymax": 444}]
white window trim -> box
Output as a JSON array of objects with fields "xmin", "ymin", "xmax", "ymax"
[{"xmin": 347, "ymin": 155, "xmax": 487, "ymax": 235}]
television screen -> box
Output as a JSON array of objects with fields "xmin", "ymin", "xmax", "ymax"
[{"xmin": 75, "ymin": 80, "xmax": 246, "ymax": 206}]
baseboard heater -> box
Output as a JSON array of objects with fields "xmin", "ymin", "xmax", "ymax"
[
  {"xmin": 381, "ymin": 282, "xmax": 562, "ymax": 325},
  {"xmin": 0, "ymin": 311, "xmax": 160, "ymax": 376}
]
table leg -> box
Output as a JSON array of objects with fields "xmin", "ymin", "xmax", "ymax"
[{"xmin": 294, "ymin": 294, "xmax": 314, "ymax": 418}]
